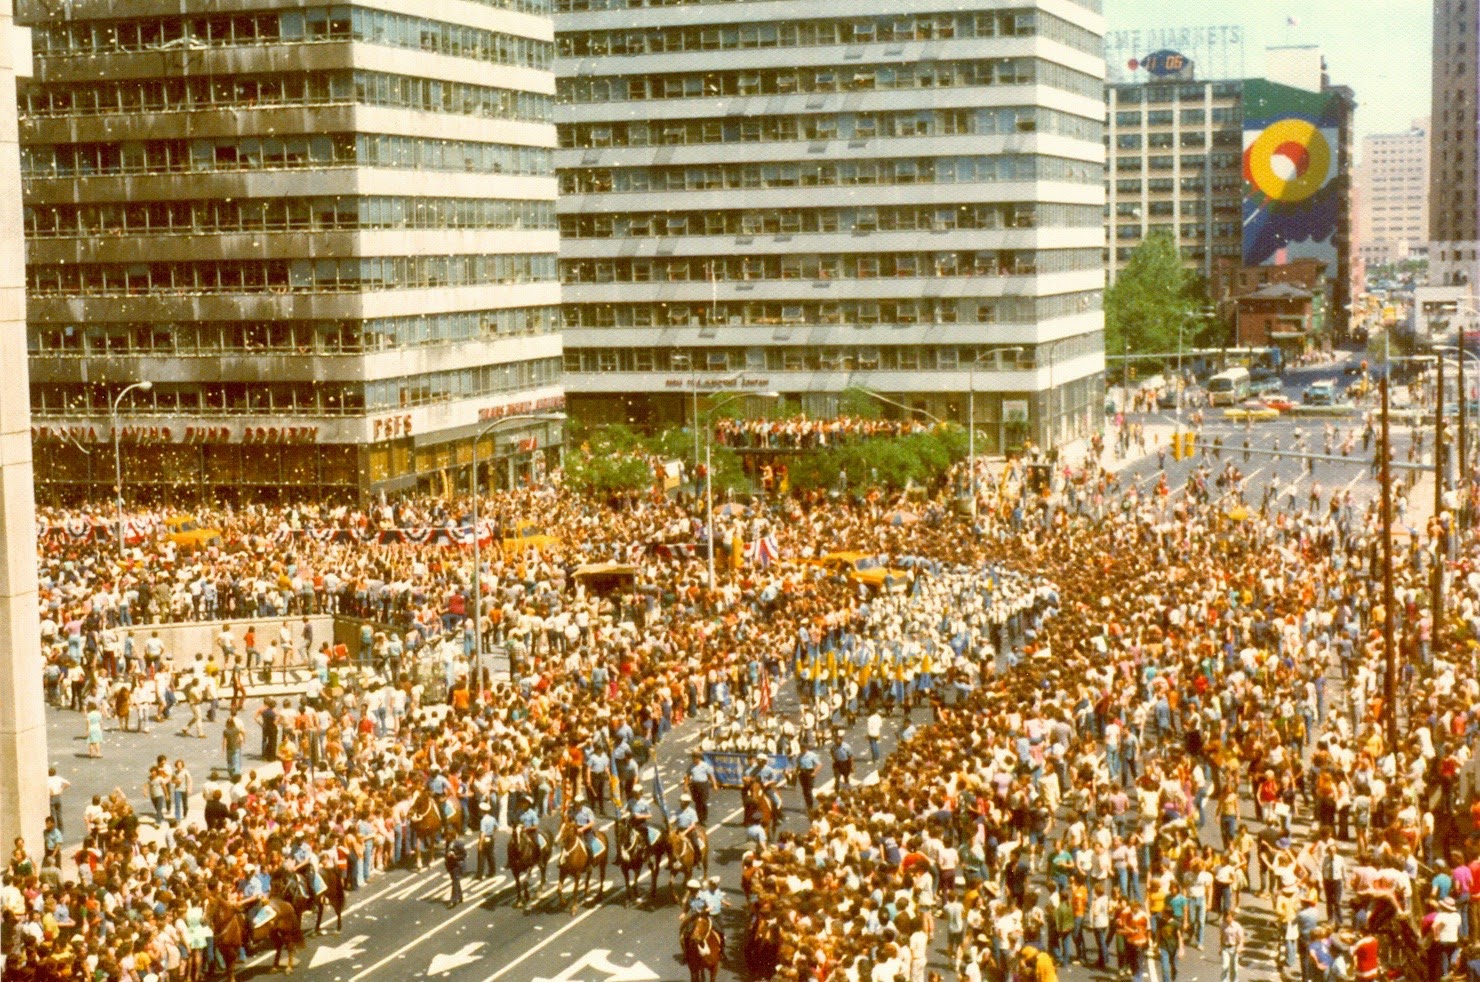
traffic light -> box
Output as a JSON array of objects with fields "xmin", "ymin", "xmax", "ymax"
[
  {"xmin": 1182, "ymin": 431, "xmax": 1196, "ymax": 458},
  {"xmin": 1171, "ymin": 432, "xmax": 1182, "ymax": 460}
]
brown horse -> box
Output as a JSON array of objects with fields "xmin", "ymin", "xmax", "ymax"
[
  {"xmin": 507, "ymin": 825, "xmax": 551, "ymax": 907},
  {"xmin": 663, "ymin": 826, "xmax": 709, "ymax": 902},
  {"xmin": 680, "ymin": 911, "xmax": 724, "ymax": 982},
  {"xmin": 741, "ymin": 777, "xmax": 778, "ymax": 840},
  {"xmin": 556, "ymin": 822, "xmax": 608, "ymax": 913},
  {"xmin": 744, "ymin": 908, "xmax": 782, "ymax": 979},
  {"xmin": 208, "ymin": 891, "xmax": 304, "ymax": 979},
  {"xmin": 409, "ymin": 790, "xmax": 462, "ymax": 868},
  {"xmin": 297, "ymin": 865, "xmax": 346, "ymax": 934},
  {"xmin": 615, "ymin": 816, "xmax": 661, "ymax": 905}
]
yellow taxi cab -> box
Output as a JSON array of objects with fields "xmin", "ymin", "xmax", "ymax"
[
  {"xmin": 163, "ymin": 515, "xmax": 223, "ymax": 552},
  {"xmin": 501, "ymin": 519, "xmax": 558, "ymax": 554},
  {"xmin": 814, "ymin": 551, "xmax": 909, "ymax": 594}
]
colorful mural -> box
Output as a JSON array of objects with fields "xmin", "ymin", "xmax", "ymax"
[{"xmin": 1242, "ymin": 78, "xmax": 1344, "ymax": 267}]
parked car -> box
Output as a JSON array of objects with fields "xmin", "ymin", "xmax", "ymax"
[
  {"xmin": 813, "ymin": 551, "xmax": 908, "ymax": 594},
  {"xmin": 1224, "ymin": 400, "xmax": 1281, "ymax": 421}
]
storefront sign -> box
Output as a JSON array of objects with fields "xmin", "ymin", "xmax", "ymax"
[
  {"xmin": 663, "ymin": 376, "xmax": 772, "ymax": 390},
  {"xmin": 32, "ymin": 424, "xmax": 318, "ymax": 445},
  {"xmin": 477, "ymin": 395, "xmax": 566, "ymax": 421},
  {"xmin": 372, "ymin": 414, "xmax": 413, "ymax": 440}
]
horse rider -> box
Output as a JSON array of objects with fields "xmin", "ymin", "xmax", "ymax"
[
  {"xmin": 289, "ymin": 833, "xmax": 326, "ymax": 897},
  {"xmin": 427, "ymin": 765, "xmax": 454, "ymax": 820},
  {"xmin": 574, "ymin": 794, "xmax": 604, "ymax": 859},
  {"xmin": 236, "ymin": 861, "xmax": 274, "ymax": 929},
  {"xmin": 625, "ymin": 787, "xmax": 658, "ymax": 847},
  {"xmin": 673, "ymin": 793, "xmax": 704, "ymax": 857},
  {"xmin": 512, "ymin": 791, "xmax": 542, "ymax": 849},
  {"xmin": 747, "ymin": 754, "xmax": 784, "ymax": 818},
  {"xmin": 685, "ymin": 750, "xmax": 714, "ymax": 826}
]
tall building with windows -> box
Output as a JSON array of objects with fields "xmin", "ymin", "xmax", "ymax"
[
  {"xmin": 19, "ymin": 1, "xmax": 563, "ymax": 503},
  {"xmin": 1431, "ymin": 0, "xmax": 1479, "ymax": 288},
  {"xmin": 555, "ymin": 0, "xmax": 1106, "ymax": 452},
  {"xmin": 1105, "ymin": 78, "xmax": 1246, "ymax": 283},
  {"xmin": 1356, "ymin": 121, "xmax": 1429, "ymax": 268}
]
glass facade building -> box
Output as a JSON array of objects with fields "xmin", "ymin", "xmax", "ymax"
[
  {"xmin": 554, "ymin": 0, "xmax": 1107, "ymax": 451},
  {"xmin": 19, "ymin": 0, "xmax": 563, "ymax": 503}
]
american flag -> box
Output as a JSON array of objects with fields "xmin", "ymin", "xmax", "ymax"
[{"xmin": 749, "ymin": 532, "xmax": 781, "ymax": 568}]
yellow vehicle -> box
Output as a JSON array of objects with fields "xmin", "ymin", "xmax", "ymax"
[
  {"xmin": 1222, "ymin": 404, "xmax": 1280, "ymax": 422},
  {"xmin": 814, "ymin": 551, "xmax": 908, "ymax": 594},
  {"xmin": 163, "ymin": 515, "xmax": 223, "ymax": 552},
  {"xmin": 501, "ymin": 520, "xmax": 558, "ymax": 554}
]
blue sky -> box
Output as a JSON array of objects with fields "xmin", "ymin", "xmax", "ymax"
[{"xmin": 1104, "ymin": 0, "xmax": 1433, "ymax": 153}]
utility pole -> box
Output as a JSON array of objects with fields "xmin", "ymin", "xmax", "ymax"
[
  {"xmin": 1434, "ymin": 357, "xmax": 1446, "ymax": 665},
  {"xmin": 1380, "ymin": 377, "xmax": 1398, "ymax": 755},
  {"xmin": 1460, "ymin": 329, "xmax": 1469, "ymax": 526}
]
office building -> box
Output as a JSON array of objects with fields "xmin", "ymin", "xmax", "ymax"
[
  {"xmin": 1105, "ymin": 76, "xmax": 1246, "ymax": 283},
  {"xmin": 1356, "ymin": 122, "xmax": 1429, "ymax": 267},
  {"xmin": 554, "ymin": 0, "xmax": 1107, "ymax": 452},
  {"xmin": 19, "ymin": 0, "xmax": 563, "ymax": 503},
  {"xmin": 1431, "ymin": 0, "xmax": 1479, "ymax": 287}
]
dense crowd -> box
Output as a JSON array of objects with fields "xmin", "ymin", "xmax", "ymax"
[
  {"xmin": 13, "ymin": 412, "xmax": 1480, "ymax": 982},
  {"xmin": 743, "ymin": 444, "xmax": 1480, "ymax": 982},
  {"xmin": 715, "ymin": 416, "xmax": 933, "ymax": 451}
]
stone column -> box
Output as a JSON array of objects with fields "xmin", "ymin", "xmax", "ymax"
[{"xmin": 0, "ymin": 0, "xmax": 46, "ymax": 857}]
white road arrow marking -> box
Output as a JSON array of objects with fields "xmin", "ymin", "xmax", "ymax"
[
  {"xmin": 530, "ymin": 948, "xmax": 658, "ymax": 982},
  {"xmin": 308, "ymin": 934, "xmax": 370, "ymax": 970},
  {"xmin": 428, "ymin": 942, "xmax": 485, "ymax": 976}
]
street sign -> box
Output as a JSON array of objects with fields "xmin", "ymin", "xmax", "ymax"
[
  {"xmin": 531, "ymin": 949, "xmax": 659, "ymax": 982},
  {"xmin": 429, "ymin": 943, "xmax": 486, "ymax": 976},
  {"xmin": 307, "ymin": 935, "xmax": 370, "ymax": 970}
]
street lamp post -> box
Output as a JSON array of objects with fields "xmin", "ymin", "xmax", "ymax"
[
  {"xmin": 111, "ymin": 380, "xmax": 153, "ymax": 556},
  {"xmin": 702, "ymin": 391, "xmax": 778, "ymax": 590},
  {"xmin": 469, "ymin": 411, "xmax": 566, "ymax": 695}
]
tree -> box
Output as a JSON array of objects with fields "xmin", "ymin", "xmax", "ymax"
[{"xmin": 1105, "ymin": 232, "xmax": 1195, "ymax": 356}]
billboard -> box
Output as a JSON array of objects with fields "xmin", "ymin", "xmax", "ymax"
[{"xmin": 1242, "ymin": 78, "xmax": 1344, "ymax": 269}]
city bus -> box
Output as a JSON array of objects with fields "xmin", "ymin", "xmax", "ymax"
[{"xmin": 1206, "ymin": 367, "xmax": 1252, "ymax": 406}]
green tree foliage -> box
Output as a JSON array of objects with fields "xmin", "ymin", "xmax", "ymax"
[
  {"xmin": 1105, "ymin": 232, "xmax": 1195, "ymax": 355},
  {"xmin": 785, "ymin": 426, "xmax": 968, "ymax": 492}
]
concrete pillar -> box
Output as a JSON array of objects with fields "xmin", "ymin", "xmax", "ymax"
[{"xmin": 0, "ymin": 0, "xmax": 46, "ymax": 857}]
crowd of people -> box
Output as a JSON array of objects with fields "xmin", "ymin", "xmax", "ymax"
[
  {"xmin": 714, "ymin": 416, "xmax": 933, "ymax": 451},
  {"xmin": 11, "ymin": 401, "xmax": 1480, "ymax": 982},
  {"xmin": 741, "ymin": 434, "xmax": 1480, "ymax": 982}
]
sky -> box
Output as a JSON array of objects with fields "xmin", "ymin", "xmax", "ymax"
[{"xmin": 1103, "ymin": 0, "xmax": 1433, "ymax": 155}]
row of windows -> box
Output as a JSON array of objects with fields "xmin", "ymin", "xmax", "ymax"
[
  {"xmin": 1114, "ymin": 198, "xmax": 1241, "ymax": 218},
  {"xmin": 1113, "ymin": 244, "xmax": 1239, "ymax": 263},
  {"xmin": 555, "ymin": 58, "xmax": 1101, "ymax": 104},
  {"xmin": 26, "ymin": 196, "xmax": 556, "ymax": 238},
  {"xmin": 22, "ymin": 135, "xmax": 554, "ymax": 179},
  {"xmin": 558, "ymin": 154, "xmax": 1102, "ymax": 195},
  {"xmin": 560, "ymin": 248, "xmax": 1102, "ymax": 284},
  {"xmin": 32, "ymin": 358, "xmax": 561, "ymax": 417},
  {"xmin": 562, "ymin": 291, "xmax": 1101, "ymax": 329},
  {"xmin": 22, "ymin": 70, "xmax": 553, "ymax": 124},
  {"xmin": 556, "ymin": 0, "xmax": 1101, "ymax": 12},
  {"xmin": 1112, "ymin": 82, "xmax": 1243, "ymax": 104},
  {"xmin": 1113, "ymin": 107, "xmax": 1242, "ymax": 128},
  {"xmin": 561, "ymin": 106, "xmax": 1101, "ymax": 150},
  {"xmin": 1113, "ymin": 175, "xmax": 1243, "ymax": 194},
  {"xmin": 557, "ymin": 11, "xmax": 1101, "ymax": 58},
  {"xmin": 558, "ymin": 203, "xmax": 1103, "ymax": 239},
  {"xmin": 32, "ymin": 7, "xmax": 554, "ymax": 69},
  {"xmin": 29, "ymin": 308, "xmax": 560, "ymax": 357},
  {"xmin": 565, "ymin": 336, "xmax": 1104, "ymax": 375},
  {"xmin": 1114, "ymin": 222, "xmax": 1239, "ymax": 240},
  {"xmin": 28, "ymin": 254, "xmax": 557, "ymax": 297},
  {"xmin": 1114, "ymin": 130, "xmax": 1241, "ymax": 150},
  {"xmin": 1118, "ymin": 152, "xmax": 1242, "ymax": 172}
]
